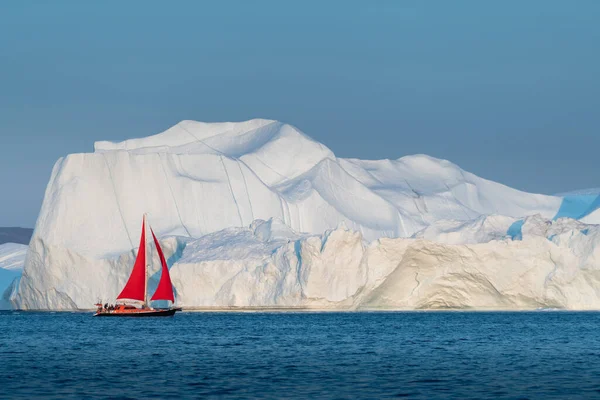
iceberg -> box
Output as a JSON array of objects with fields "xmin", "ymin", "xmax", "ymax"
[
  {"xmin": 11, "ymin": 119, "xmax": 599, "ymax": 310},
  {"xmin": 0, "ymin": 243, "xmax": 27, "ymax": 309},
  {"xmin": 0, "ymin": 227, "xmax": 32, "ymax": 245}
]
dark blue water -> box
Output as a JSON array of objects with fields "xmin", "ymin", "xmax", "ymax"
[{"xmin": 2, "ymin": 311, "xmax": 600, "ymax": 399}]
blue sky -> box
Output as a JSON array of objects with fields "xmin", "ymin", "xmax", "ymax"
[{"xmin": 1, "ymin": 1, "xmax": 598, "ymax": 227}]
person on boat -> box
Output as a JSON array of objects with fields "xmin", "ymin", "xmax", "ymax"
[{"xmin": 93, "ymin": 216, "xmax": 179, "ymax": 317}]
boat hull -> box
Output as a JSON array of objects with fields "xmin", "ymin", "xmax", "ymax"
[{"xmin": 94, "ymin": 308, "xmax": 178, "ymax": 317}]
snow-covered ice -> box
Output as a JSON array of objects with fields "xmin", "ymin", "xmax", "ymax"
[{"xmin": 10, "ymin": 119, "xmax": 600, "ymax": 310}]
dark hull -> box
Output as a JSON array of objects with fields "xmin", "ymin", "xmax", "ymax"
[{"xmin": 94, "ymin": 309, "xmax": 177, "ymax": 317}]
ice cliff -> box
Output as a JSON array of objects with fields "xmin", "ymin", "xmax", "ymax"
[
  {"xmin": 13, "ymin": 216, "xmax": 600, "ymax": 310},
  {"xmin": 9, "ymin": 119, "xmax": 600, "ymax": 310}
]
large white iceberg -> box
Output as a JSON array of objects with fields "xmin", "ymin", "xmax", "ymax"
[{"xmin": 11, "ymin": 119, "xmax": 600, "ymax": 310}]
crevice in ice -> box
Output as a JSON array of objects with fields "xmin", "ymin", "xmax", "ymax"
[
  {"xmin": 444, "ymin": 183, "xmax": 473, "ymax": 220},
  {"xmin": 248, "ymin": 154, "xmax": 291, "ymax": 182},
  {"xmin": 236, "ymin": 161, "xmax": 255, "ymax": 222},
  {"xmin": 177, "ymin": 120, "xmax": 228, "ymax": 156},
  {"xmin": 457, "ymin": 245, "xmax": 505, "ymax": 300},
  {"xmin": 279, "ymin": 197, "xmax": 291, "ymax": 228},
  {"xmin": 311, "ymin": 159, "xmax": 403, "ymax": 235},
  {"xmin": 545, "ymin": 252, "xmax": 559, "ymax": 288},
  {"xmin": 320, "ymin": 230, "xmax": 333, "ymax": 253},
  {"xmin": 174, "ymin": 120, "xmax": 295, "ymax": 207},
  {"xmin": 219, "ymin": 156, "xmax": 244, "ymax": 226},
  {"xmin": 410, "ymin": 271, "xmax": 421, "ymax": 297},
  {"xmin": 356, "ymin": 166, "xmax": 386, "ymax": 187},
  {"xmin": 294, "ymin": 240, "xmax": 305, "ymax": 298},
  {"xmin": 157, "ymin": 153, "xmax": 192, "ymax": 237},
  {"xmin": 223, "ymin": 121, "xmax": 282, "ymax": 158},
  {"xmin": 404, "ymin": 179, "xmax": 428, "ymax": 224},
  {"xmin": 101, "ymin": 154, "xmax": 134, "ymax": 251},
  {"xmin": 50, "ymin": 288, "xmax": 78, "ymax": 309}
]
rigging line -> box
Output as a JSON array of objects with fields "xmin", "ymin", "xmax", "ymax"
[
  {"xmin": 157, "ymin": 153, "xmax": 193, "ymax": 238},
  {"xmin": 101, "ymin": 154, "xmax": 134, "ymax": 252}
]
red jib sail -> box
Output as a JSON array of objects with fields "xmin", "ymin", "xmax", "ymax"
[
  {"xmin": 150, "ymin": 228, "xmax": 175, "ymax": 302},
  {"xmin": 117, "ymin": 218, "xmax": 147, "ymax": 301}
]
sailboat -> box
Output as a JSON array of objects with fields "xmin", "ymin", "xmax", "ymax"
[{"xmin": 94, "ymin": 215, "xmax": 181, "ymax": 317}]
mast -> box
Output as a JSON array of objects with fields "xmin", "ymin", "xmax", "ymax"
[
  {"xmin": 144, "ymin": 213, "xmax": 149, "ymax": 308},
  {"xmin": 117, "ymin": 216, "xmax": 147, "ymax": 303}
]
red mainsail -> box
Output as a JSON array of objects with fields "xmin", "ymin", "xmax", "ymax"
[
  {"xmin": 150, "ymin": 228, "xmax": 175, "ymax": 302},
  {"xmin": 117, "ymin": 219, "xmax": 147, "ymax": 301}
]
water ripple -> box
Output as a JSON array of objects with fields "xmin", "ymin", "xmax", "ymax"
[{"xmin": 2, "ymin": 311, "xmax": 600, "ymax": 399}]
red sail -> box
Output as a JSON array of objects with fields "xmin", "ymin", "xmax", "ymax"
[
  {"xmin": 117, "ymin": 219, "xmax": 147, "ymax": 301},
  {"xmin": 150, "ymin": 228, "xmax": 175, "ymax": 302}
]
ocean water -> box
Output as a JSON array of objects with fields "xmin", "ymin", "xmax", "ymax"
[{"xmin": 2, "ymin": 311, "xmax": 600, "ymax": 399}]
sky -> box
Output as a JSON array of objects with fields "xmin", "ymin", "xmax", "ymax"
[{"xmin": 0, "ymin": 1, "xmax": 599, "ymax": 228}]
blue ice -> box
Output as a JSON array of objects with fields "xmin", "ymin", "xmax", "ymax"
[
  {"xmin": 507, "ymin": 220, "xmax": 524, "ymax": 240},
  {"xmin": 553, "ymin": 194, "xmax": 600, "ymax": 220}
]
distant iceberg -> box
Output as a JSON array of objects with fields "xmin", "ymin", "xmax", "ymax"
[
  {"xmin": 553, "ymin": 191, "xmax": 600, "ymax": 221},
  {"xmin": 0, "ymin": 243, "xmax": 27, "ymax": 309}
]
